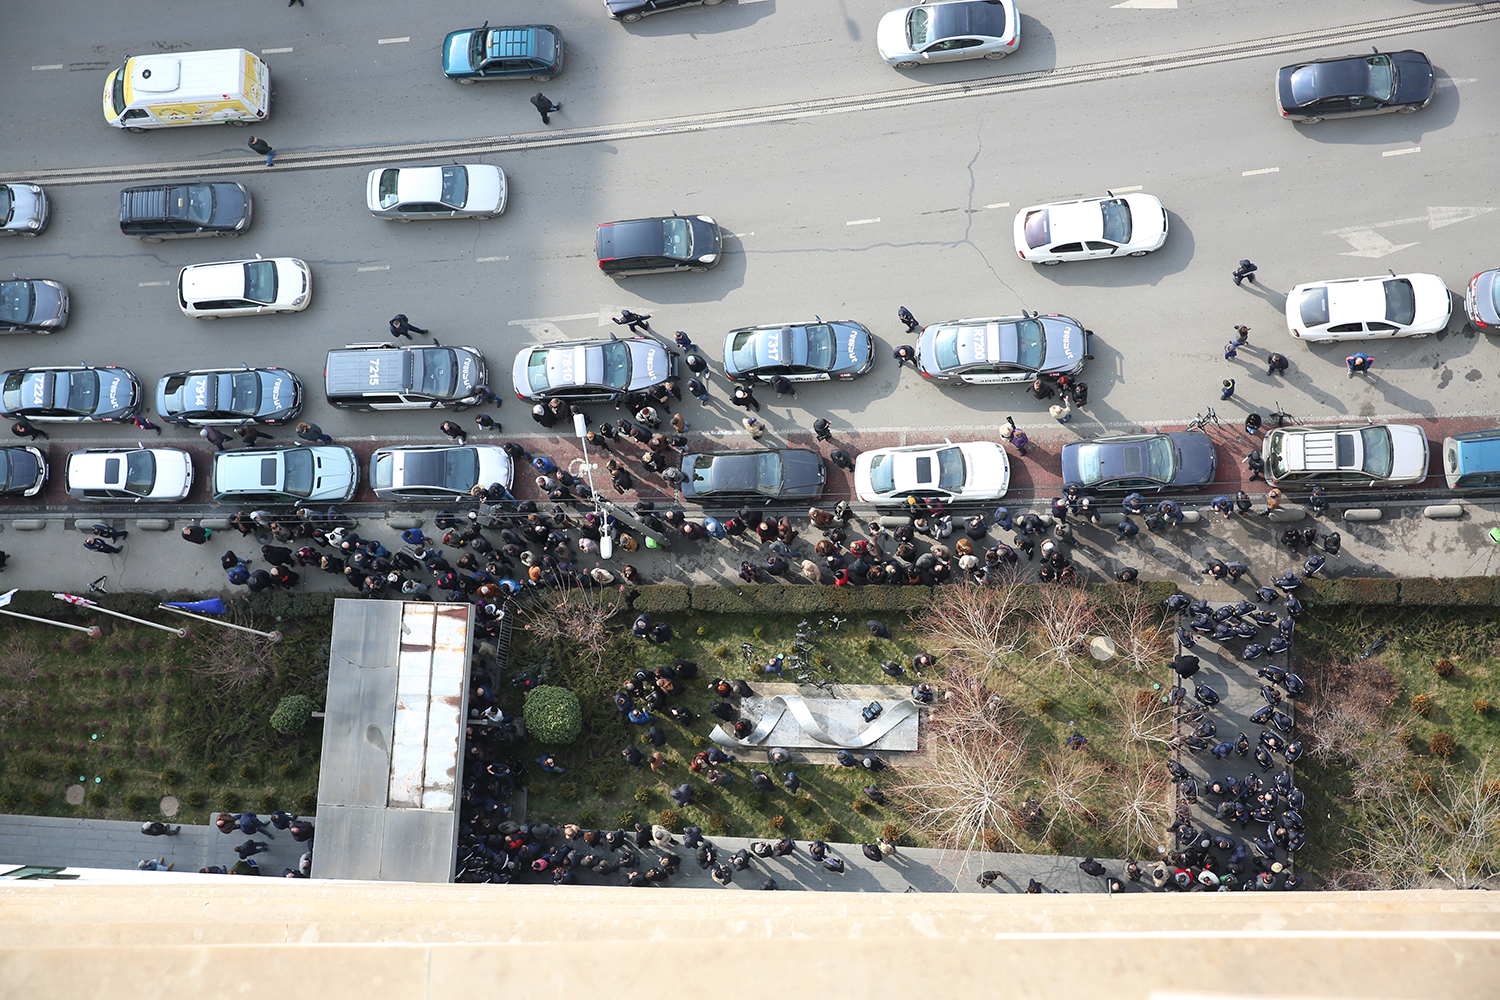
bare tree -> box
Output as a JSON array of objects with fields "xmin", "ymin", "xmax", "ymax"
[
  {"xmin": 1347, "ymin": 756, "xmax": 1500, "ymax": 890},
  {"xmin": 1113, "ymin": 689, "xmax": 1175, "ymax": 748},
  {"xmin": 1037, "ymin": 749, "xmax": 1108, "ymax": 837},
  {"xmin": 0, "ymin": 693, "xmax": 31, "ymax": 731},
  {"xmin": 1096, "ymin": 589, "xmax": 1173, "ymax": 674},
  {"xmin": 1031, "ymin": 587, "xmax": 1099, "ymax": 678},
  {"xmin": 1302, "ymin": 656, "xmax": 1401, "ymax": 765},
  {"xmin": 0, "ymin": 636, "xmax": 45, "ymax": 686},
  {"xmin": 184, "ymin": 612, "xmax": 277, "ymax": 694},
  {"xmin": 1109, "ymin": 756, "xmax": 1173, "ymax": 858},
  {"xmin": 517, "ymin": 586, "xmax": 627, "ymax": 675},
  {"xmin": 911, "ymin": 581, "xmax": 1026, "ymax": 676}
]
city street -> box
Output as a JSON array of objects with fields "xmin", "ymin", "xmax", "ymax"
[{"xmin": 3, "ymin": 0, "xmax": 1500, "ymax": 590}]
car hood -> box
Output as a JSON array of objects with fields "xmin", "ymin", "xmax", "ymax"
[
  {"xmin": 1169, "ymin": 431, "xmax": 1217, "ymax": 487},
  {"xmin": 474, "ymin": 446, "xmax": 515, "ymax": 491},
  {"xmin": 779, "ymin": 449, "xmax": 827, "ymax": 498},
  {"xmin": 1391, "ymin": 50, "xmax": 1434, "ymax": 105},
  {"xmin": 688, "ymin": 216, "xmax": 721, "ymax": 261},
  {"xmin": 148, "ymin": 449, "xmax": 195, "ymax": 500},
  {"xmin": 307, "ymin": 446, "xmax": 358, "ymax": 499},
  {"xmin": 2, "ymin": 446, "xmax": 44, "ymax": 493},
  {"xmin": 959, "ymin": 442, "xmax": 1011, "ymax": 497},
  {"xmin": 1387, "ymin": 424, "xmax": 1431, "ymax": 485},
  {"xmin": 1472, "ymin": 270, "xmax": 1500, "ymax": 326},
  {"xmin": 1406, "ymin": 273, "xmax": 1453, "ymax": 332},
  {"xmin": 626, "ymin": 339, "xmax": 672, "ymax": 389},
  {"xmin": 443, "ymin": 29, "xmax": 476, "ymax": 73},
  {"xmin": 876, "ymin": 8, "xmax": 914, "ymax": 59},
  {"xmin": 258, "ymin": 370, "xmax": 301, "ymax": 418},
  {"xmin": 1039, "ymin": 317, "xmax": 1087, "ymax": 375},
  {"xmin": 5, "ymin": 185, "xmax": 46, "ymax": 230},
  {"xmin": 91, "ymin": 369, "xmax": 139, "ymax": 419},
  {"xmin": 463, "ymin": 165, "xmax": 505, "ymax": 214},
  {"xmin": 209, "ymin": 183, "xmax": 250, "ymax": 228},
  {"xmin": 28, "ymin": 280, "xmax": 68, "ymax": 328}
]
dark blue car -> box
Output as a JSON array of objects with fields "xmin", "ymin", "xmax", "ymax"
[
  {"xmin": 1061, "ymin": 431, "xmax": 1217, "ymax": 493},
  {"xmin": 1276, "ymin": 49, "xmax": 1433, "ymax": 124},
  {"xmin": 442, "ymin": 24, "xmax": 563, "ymax": 82}
]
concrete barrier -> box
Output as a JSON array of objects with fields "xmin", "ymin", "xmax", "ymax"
[
  {"xmin": 9, "ymin": 519, "xmax": 46, "ymax": 531},
  {"xmin": 199, "ymin": 517, "xmax": 231, "ymax": 530},
  {"xmin": 1343, "ymin": 508, "xmax": 1383, "ymax": 522},
  {"xmin": 386, "ymin": 516, "xmax": 424, "ymax": 530},
  {"xmin": 136, "ymin": 519, "xmax": 172, "ymax": 531},
  {"xmin": 1423, "ymin": 504, "xmax": 1464, "ymax": 519},
  {"xmin": 1267, "ymin": 509, "xmax": 1305, "ymax": 521},
  {"xmin": 1179, "ymin": 510, "xmax": 1202, "ymax": 524}
]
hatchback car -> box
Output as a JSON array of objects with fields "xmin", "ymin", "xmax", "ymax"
[
  {"xmin": 596, "ymin": 215, "xmax": 721, "ymax": 277},
  {"xmin": 854, "ymin": 441, "xmax": 1010, "ymax": 504},
  {"xmin": 918, "ymin": 313, "xmax": 1091, "ymax": 384},
  {"xmin": 369, "ymin": 445, "xmax": 513, "ymax": 502},
  {"xmin": 604, "ymin": 0, "xmax": 724, "ymax": 24},
  {"xmin": 1263, "ymin": 423, "xmax": 1429, "ymax": 487},
  {"xmin": 211, "ymin": 445, "xmax": 358, "ymax": 505},
  {"xmin": 0, "ymin": 183, "xmax": 49, "ymax": 237},
  {"xmin": 1465, "ymin": 268, "xmax": 1500, "ymax": 331},
  {"xmin": 1060, "ymin": 431, "xmax": 1217, "ymax": 493},
  {"xmin": 0, "ymin": 279, "xmax": 69, "ymax": 334},
  {"xmin": 65, "ymin": 447, "xmax": 194, "ymax": 503},
  {"xmin": 512, "ymin": 337, "xmax": 676, "ymax": 403},
  {"xmin": 0, "ymin": 446, "xmax": 47, "ymax": 498},
  {"xmin": 0, "ymin": 365, "xmax": 140, "ymax": 423},
  {"xmin": 723, "ymin": 320, "xmax": 874, "ymax": 383},
  {"xmin": 1285, "ymin": 272, "xmax": 1451, "ymax": 342},
  {"xmin": 680, "ymin": 449, "xmax": 826, "ymax": 503},
  {"xmin": 443, "ymin": 23, "xmax": 563, "ymax": 81},
  {"xmin": 1276, "ymin": 49, "xmax": 1433, "ymax": 124},
  {"xmin": 366, "ymin": 164, "xmax": 507, "ymax": 221},
  {"xmin": 1014, "ymin": 192, "xmax": 1168, "ymax": 264},
  {"xmin": 877, "ymin": 0, "xmax": 1020, "ymax": 69},
  {"xmin": 1442, "ymin": 430, "xmax": 1500, "ymax": 489},
  {"xmin": 119, "ymin": 181, "xmax": 251, "ymax": 241},
  {"xmin": 177, "ymin": 256, "xmax": 311, "ymax": 319},
  {"xmin": 156, "ymin": 367, "xmax": 302, "ymax": 426}
]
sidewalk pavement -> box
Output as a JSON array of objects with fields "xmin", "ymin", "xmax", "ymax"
[{"xmin": 0, "ymin": 815, "xmax": 309, "ymax": 877}]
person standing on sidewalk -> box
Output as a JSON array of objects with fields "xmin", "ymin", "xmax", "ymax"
[
  {"xmin": 200, "ymin": 426, "xmax": 231, "ymax": 451},
  {"xmin": 439, "ymin": 420, "xmax": 467, "ymax": 444},
  {"xmin": 687, "ymin": 377, "xmax": 709, "ymax": 404},
  {"xmin": 812, "ymin": 417, "xmax": 833, "ymax": 442},
  {"xmin": 1346, "ymin": 352, "xmax": 1375, "ymax": 377},
  {"xmin": 390, "ymin": 314, "xmax": 427, "ymax": 339},
  {"xmin": 1221, "ymin": 378, "xmax": 1236, "ymax": 401},
  {"xmin": 1232, "ymin": 260, "xmax": 1258, "ymax": 286},
  {"xmin": 296, "ymin": 422, "xmax": 333, "ymax": 445},
  {"xmin": 892, "ymin": 345, "xmax": 917, "ymax": 369},
  {"xmin": 236, "ymin": 422, "xmax": 273, "ymax": 446},
  {"xmin": 1224, "ymin": 341, "xmax": 1238, "ymax": 361},
  {"xmin": 1266, "ymin": 352, "xmax": 1290, "ymax": 377},
  {"xmin": 141, "ymin": 822, "xmax": 180, "ymax": 836},
  {"xmin": 1233, "ymin": 324, "xmax": 1251, "ymax": 344},
  {"xmin": 11, "ymin": 419, "xmax": 48, "ymax": 441}
]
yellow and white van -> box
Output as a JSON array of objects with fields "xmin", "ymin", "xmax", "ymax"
[{"xmin": 103, "ymin": 49, "xmax": 270, "ymax": 131}]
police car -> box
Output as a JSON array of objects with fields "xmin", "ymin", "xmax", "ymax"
[
  {"xmin": 511, "ymin": 337, "xmax": 676, "ymax": 403},
  {"xmin": 0, "ymin": 365, "xmax": 141, "ymax": 423},
  {"xmin": 722, "ymin": 320, "xmax": 874, "ymax": 383},
  {"xmin": 918, "ymin": 313, "xmax": 1092, "ymax": 384},
  {"xmin": 156, "ymin": 366, "xmax": 303, "ymax": 426}
]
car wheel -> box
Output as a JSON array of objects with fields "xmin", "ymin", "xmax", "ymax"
[
  {"xmin": 142, "ymin": 236, "xmax": 163, "ymax": 244},
  {"xmin": 396, "ymin": 218, "xmax": 411, "ymax": 223},
  {"xmin": 201, "ymin": 315, "xmax": 218, "ymax": 321},
  {"xmin": 688, "ymin": 266, "xmax": 708, "ymax": 273},
  {"xmin": 705, "ymin": 0, "xmax": 723, "ymax": 5},
  {"xmin": 1041, "ymin": 259, "xmax": 1062, "ymax": 267},
  {"xmin": 621, "ymin": 12, "xmax": 641, "ymax": 21},
  {"xmin": 532, "ymin": 75, "xmax": 551, "ymax": 82},
  {"xmin": 1296, "ymin": 116, "xmax": 1323, "ymax": 125},
  {"xmin": 984, "ymin": 51, "xmax": 1008, "ymax": 60},
  {"xmin": 1127, "ymin": 250, "xmax": 1150, "ymax": 257},
  {"xmin": 1397, "ymin": 104, "xmax": 1418, "ymax": 114},
  {"xmin": 458, "ymin": 78, "xmax": 475, "ymax": 86},
  {"xmin": 126, "ymin": 126, "xmax": 148, "ymax": 134},
  {"xmin": 895, "ymin": 60, "xmax": 919, "ymax": 69}
]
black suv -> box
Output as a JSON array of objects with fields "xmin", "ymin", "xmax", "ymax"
[
  {"xmin": 119, "ymin": 182, "xmax": 252, "ymax": 242},
  {"xmin": 596, "ymin": 214, "xmax": 722, "ymax": 277}
]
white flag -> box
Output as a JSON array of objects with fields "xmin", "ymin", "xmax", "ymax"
[{"xmin": 0, "ymin": 589, "xmax": 16, "ymax": 608}]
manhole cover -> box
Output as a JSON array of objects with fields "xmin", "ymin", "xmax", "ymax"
[
  {"xmin": 64, "ymin": 784, "xmax": 84, "ymax": 805},
  {"xmin": 159, "ymin": 795, "xmax": 180, "ymax": 817}
]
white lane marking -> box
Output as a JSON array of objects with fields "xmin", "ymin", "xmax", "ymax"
[
  {"xmin": 1110, "ymin": 185, "xmax": 1143, "ymax": 192},
  {"xmin": 377, "ymin": 36, "xmax": 410, "ymax": 45},
  {"xmin": 1337, "ymin": 229, "xmax": 1417, "ymax": 258},
  {"xmin": 31, "ymin": 64, "xmax": 63, "ymax": 71},
  {"xmin": 507, "ymin": 312, "xmax": 600, "ymax": 326},
  {"xmin": 983, "ymin": 202, "xmax": 1010, "ymax": 209},
  {"xmin": 356, "ymin": 265, "xmax": 391, "ymax": 272},
  {"xmin": 1325, "ymin": 207, "xmax": 1497, "ymax": 235},
  {"xmin": 1435, "ymin": 78, "xmax": 1477, "ymax": 89},
  {"xmin": 1383, "ymin": 146, "xmax": 1421, "ymax": 157},
  {"xmin": 263, "ymin": 47, "xmax": 294, "ymax": 55},
  {"xmin": 1242, "ymin": 167, "xmax": 1279, "ymax": 176},
  {"xmin": 137, "ymin": 281, "xmax": 170, "ymax": 287},
  {"xmin": 476, "ymin": 256, "xmax": 509, "ymax": 263},
  {"xmin": 1113, "ymin": 0, "xmax": 1178, "ymax": 7},
  {"xmin": 846, "ymin": 218, "xmax": 881, "ymax": 226}
]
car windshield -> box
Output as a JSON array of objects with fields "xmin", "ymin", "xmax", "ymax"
[
  {"xmin": 123, "ymin": 451, "xmax": 156, "ymax": 495},
  {"xmin": 1361, "ymin": 426, "xmax": 1394, "ymax": 478},
  {"xmin": 1298, "ymin": 287, "xmax": 1330, "ymax": 326},
  {"xmin": 907, "ymin": 5, "xmax": 932, "ymax": 45},
  {"xmin": 932, "ymin": 447, "xmax": 966, "ymax": 489},
  {"xmin": 804, "ymin": 325, "xmax": 834, "ymax": 369},
  {"xmin": 242, "ymin": 260, "xmax": 277, "ymax": 304},
  {"xmin": 439, "ymin": 447, "xmax": 479, "ymax": 492},
  {"xmin": 932, "ymin": 328, "xmax": 962, "ymax": 370},
  {"xmin": 281, "ymin": 448, "xmax": 315, "ymax": 498},
  {"xmin": 440, "ymin": 167, "xmax": 468, "ymax": 209},
  {"xmin": 110, "ymin": 68, "xmax": 126, "ymax": 116},
  {"xmin": 0, "ymin": 281, "xmax": 34, "ymax": 325},
  {"xmin": 0, "ymin": 187, "xmax": 12, "ymax": 223},
  {"xmin": 868, "ymin": 454, "xmax": 894, "ymax": 494},
  {"xmin": 166, "ymin": 185, "xmax": 214, "ymax": 225},
  {"xmin": 662, "ymin": 217, "xmax": 690, "ymax": 258},
  {"xmin": 1364, "ymin": 55, "xmax": 1394, "ymax": 100},
  {"xmin": 228, "ymin": 372, "xmax": 260, "ymax": 415},
  {"xmin": 1023, "ymin": 210, "xmax": 1050, "ymax": 249},
  {"xmin": 418, "ymin": 348, "xmax": 458, "ymax": 396},
  {"xmin": 377, "ymin": 169, "xmax": 400, "ymax": 209},
  {"xmin": 601, "ymin": 341, "xmax": 630, "ymax": 388},
  {"xmin": 1014, "ymin": 319, "xmax": 1044, "ymax": 370},
  {"xmin": 1099, "ymin": 199, "xmax": 1133, "ymax": 243},
  {"xmin": 1383, "ymin": 278, "xmax": 1416, "ymax": 325},
  {"xmin": 469, "ymin": 30, "xmax": 492, "ymax": 66},
  {"xmin": 62, "ymin": 371, "xmax": 99, "ymax": 413},
  {"xmin": 694, "ymin": 452, "xmax": 781, "ymax": 496},
  {"xmin": 527, "ymin": 350, "xmax": 553, "ymax": 393}
]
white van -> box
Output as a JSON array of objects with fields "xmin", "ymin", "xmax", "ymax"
[{"xmin": 103, "ymin": 49, "xmax": 270, "ymax": 131}]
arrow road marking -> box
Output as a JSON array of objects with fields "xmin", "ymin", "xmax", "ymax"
[{"xmin": 1337, "ymin": 230, "xmax": 1418, "ymax": 258}]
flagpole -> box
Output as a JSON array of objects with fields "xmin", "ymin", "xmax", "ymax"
[
  {"xmin": 156, "ymin": 605, "xmax": 281, "ymax": 642},
  {"xmin": 0, "ymin": 608, "xmax": 101, "ymax": 637},
  {"xmin": 52, "ymin": 596, "xmax": 188, "ymax": 638}
]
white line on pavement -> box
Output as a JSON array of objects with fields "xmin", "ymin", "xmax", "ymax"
[
  {"xmin": 983, "ymin": 202, "xmax": 1010, "ymax": 209},
  {"xmin": 137, "ymin": 281, "xmax": 169, "ymax": 287},
  {"xmin": 356, "ymin": 265, "xmax": 391, "ymax": 272},
  {"xmin": 1242, "ymin": 167, "xmax": 1280, "ymax": 176},
  {"xmin": 31, "ymin": 64, "xmax": 63, "ymax": 71},
  {"xmin": 1383, "ymin": 146, "xmax": 1421, "ymax": 157},
  {"xmin": 263, "ymin": 47, "xmax": 294, "ymax": 54},
  {"xmin": 377, "ymin": 37, "xmax": 410, "ymax": 45},
  {"xmin": 475, "ymin": 256, "xmax": 509, "ymax": 263},
  {"xmin": 1110, "ymin": 185, "xmax": 1143, "ymax": 192},
  {"xmin": 507, "ymin": 312, "xmax": 599, "ymax": 326},
  {"xmin": 846, "ymin": 218, "xmax": 881, "ymax": 226}
]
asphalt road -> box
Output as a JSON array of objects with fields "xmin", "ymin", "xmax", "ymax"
[{"xmin": 3, "ymin": 1, "xmax": 1500, "ymax": 516}]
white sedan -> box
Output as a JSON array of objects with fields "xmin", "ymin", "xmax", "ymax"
[
  {"xmin": 1285, "ymin": 272, "xmax": 1452, "ymax": 342},
  {"xmin": 877, "ymin": 1, "xmax": 1019, "ymax": 69},
  {"xmin": 177, "ymin": 256, "xmax": 311, "ymax": 319},
  {"xmin": 365, "ymin": 164, "xmax": 507, "ymax": 221},
  {"xmin": 1013, "ymin": 192, "xmax": 1168, "ymax": 264},
  {"xmin": 854, "ymin": 441, "xmax": 1010, "ymax": 504},
  {"xmin": 65, "ymin": 447, "xmax": 194, "ymax": 502}
]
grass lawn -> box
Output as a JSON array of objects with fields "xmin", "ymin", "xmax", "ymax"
[{"xmin": 0, "ymin": 616, "xmax": 326, "ymax": 822}]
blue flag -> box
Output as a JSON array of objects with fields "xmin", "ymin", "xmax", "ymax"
[{"xmin": 161, "ymin": 598, "xmax": 226, "ymax": 614}]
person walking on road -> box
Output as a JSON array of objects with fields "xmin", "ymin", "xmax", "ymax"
[
  {"xmin": 1232, "ymin": 259, "xmax": 1258, "ymax": 286},
  {"xmin": 236, "ymin": 422, "xmax": 274, "ymax": 446},
  {"xmin": 440, "ymin": 420, "xmax": 467, "ymax": 444},
  {"xmin": 296, "ymin": 422, "xmax": 333, "ymax": 445},
  {"xmin": 474, "ymin": 413, "xmax": 499, "ymax": 432},
  {"xmin": 688, "ymin": 378, "xmax": 709, "ymax": 404},
  {"xmin": 612, "ymin": 310, "xmax": 651, "ymax": 334},
  {"xmin": 200, "ymin": 426, "xmax": 231, "ymax": 451},
  {"xmin": 11, "ymin": 419, "xmax": 48, "ymax": 441},
  {"xmin": 1346, "ymin": 352, "xmax": 1375, "ymax": 378},
  {"xmin": 389, "ymin": 314, "xmax": 427, "ymax": 339},
  {"xmin": 731, "ymin": 385, "xmax": 761, "ymax": 412},
  {"xmin": 85, "ymin": 537, "xmax": 123, "ymax": 555},
  {"xmin": 247, "ymin": 135, "xmax": 274, "ymax": 166},
  {"xmin": 812, "ymin": 417, "xmax": 833, "ymax": 442},
  {"xmin": 132, "ymin": 413, "xmax": 162, "ymax": 435},
  {"xmin": 1221, "ymin": 378, "xmax": 1236, "ymax": 401},
  {"xmin": 898, "ymin": 306, "xmax": 920, "ymax": 333},
  {"xmin": 531, "ymin": 92, "xmax": 561, "ymax": 124},
  {"xmin": 1233, "ymin": 324, "xmax": 1251, "ymax": 344},
  {"xmin": 769, "ymin": 374, "xmax": 796, "ymax": 398},
  {"xmin": 892, "ymin": 345, "xmax": 917, "ymax": 369},
  {"xmin": 1223, "ymin": 341, "xmax": 1238, "ymax": 361}
]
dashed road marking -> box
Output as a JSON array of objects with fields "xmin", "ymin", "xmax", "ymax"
[
  {"xmin": 983, "ymin": 202, "xmax": 1010, "ymax": 210},
  {"xmin": 1383, "ymin": 146, "xmax": 1421, "ymax": 157},
  {"xmin": 1242, "ymin": 167, "xmax": 1280, "ymax": 176},
  {"xmin": 476, "ymin": 256, "xmax": 509, "ymax": 263},
  {"xmin": 31, "ymin": 64, "xmax": 63, "ymax": 71},
  {"xmin": 137, "ymin": 281, "xmax": 170, "ymax": 287},
  {"xmin": 846, "ymin": 217, "xmax": 881, "ymax": 226},
  {"xmin": 357, "ymin": 265, "xmax": 391, "ymax": 272},
  {"xmin": 377, "ymin": 36, "xmax": 410, "ymax": 45},
  {"xmin": 263, "ymin": 47, "xmax": 294, "ymax": 55},
  {"xmin": 507, "ymin": 312, "xmax": 600, "ymax": 326},
  {"xmin": 1110, "ymin": 185, "xmax": 1144, "ymax": 193}
]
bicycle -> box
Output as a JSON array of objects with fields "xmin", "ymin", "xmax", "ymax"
[
  {"xmin": 1187, "ymin": 407, "xmax": 1222, "ymax": 431},
  {"xmin": 1267, "ymin": 400, "xmax": 1295, "ymax": 427}
]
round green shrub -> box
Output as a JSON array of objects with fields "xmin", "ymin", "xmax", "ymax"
[
  {"xmin": 792, "ymin": 793, "xmax": 813, "ymax": 815},
  {"xmin": 1430, "ymin": 732, "xmax": 1458, "ymax": 759},
  {"xmin": 294, "ymin": 793, "xmax": 317, "ymax": 814},
  {"xmin": 713, "ymin": 644, "xmax": 730, "ymax": 657},
  {"xmin": 86, "ymin": 791, "xmax": 107, "ymax": 808},
  {"xmin": 633, "ymin": 785, "xmax": 655, "ymax": 805},
  {"xmin": 1035, "ymin": 697, "xmax": 1055, "ymax": 714},
  {"xmin": 258, "ymin": 793, "xmax": 278, "ymax": 813},
  {"xmin": 595, "ymin": 780, "xmax": 617, "ymax": 798},
  {"xmin": 0, "ymin": 792, "xmax": 19, "ymax": 811},
  {"xmin": 709, "ymin": 812, "xmax": 731, "ymax": 835},
  {"xmin": 203, "ymin": 763, "xmax": 223, "ymax": 780},
  {"xmin": 239, "ymin": 763, "xmax": 260, "ymax": 781},
  {"xmin": 524, "ymin": 686, "xmax": 583, "ymax": 745},
  {"xmin": 159, "ymin": 768, "xmax": 183, "ymax": 786},
  {"xmin": 123, "ymin": 793, "xmax": 149, "ymax": 813},
  {"xmin": 183, "ymin": 791, "xmax": 206, "ymax": 809},
  {"xmin": 279, "ymin": 763, "xmax": 299, "ymax": 779},
  {"xmin": 28, "ymin": 790, "xmax": 48, "ymax": 808},
  {"xmin": 270, "ymin": 695, "xmax": 319, "ymax": 736},
  {"xmin": 658, "ymin": 808, "xmax": 682, "ymax": 829},
  {"xmin": 105, "ymin": 768, "xmax": 123, "ymax": 783},
  {"xmin": 557, "ymin": 782, "xmax": 578, "ymax": 801},
  {"xmin": 1086, "ymin": 697, "xmax": 1104, "ymax": 717},
  {"xmin": 62, "ymin": 758, "xmax": 81, "ymax": 778},
  {"xmin": 615, "ymin": 809, "xmax": 636, "ymax": 828},
  {"xmin": 577, "ymin": 808, "xmax": 598, "ymax": 826},
  {"xmin": 768, "ymin": 814, "xmax": 785, "ymax": 831},
  {"xmin": 816, "ymin": 820, "xmax": 840, "ymax": 842},
  {"xmin": 691, "ymin": 735, "xmax": 708, "ymax": 749},
  {"xmin": 218, "ymin": 791, "xmax": 243, "ymax": 812},
  {"xmin": 19, "ymin": 758, "xmax": 44, "ymax": 779}
]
